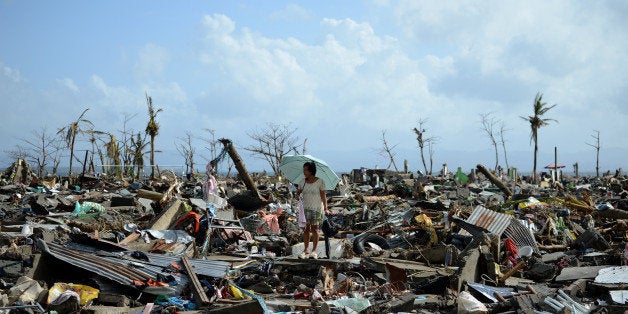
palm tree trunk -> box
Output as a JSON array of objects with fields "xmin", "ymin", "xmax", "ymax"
[
  {"xmin": 150, "ymin": 135, "xmax": 155, "ymax": 178},
  {"xmin": 533, "ymin": 139, "xmax": 538, "ymax": 183},
  {"xmin": 69, "ymin": 135, "xmax": 76, "ymax": 175}
]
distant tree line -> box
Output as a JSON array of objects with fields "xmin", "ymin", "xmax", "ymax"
[{"xmin": 6, "ymin": 92, "xmax": 610, "ymax": 183}]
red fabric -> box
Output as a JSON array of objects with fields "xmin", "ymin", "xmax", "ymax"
[
  {"xmin": 504, "ymin": 238, "xmax": 518, "ymax": 257},
  {"xmin": 175, "ymin": 212, "xmax": 201, "ymax": 233}
]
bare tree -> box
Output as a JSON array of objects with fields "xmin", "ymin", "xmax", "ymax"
[
  {"xmin": 499, "ymin": 123, "xmax": 510, "ymax": 170},
  {"xmin": 428, "ymin": 141, "xmax": 435, "ymax": 175},
  {"xmin": 379, "ymin": 130, "xmax": 399, "ymax": 172},
  {"xmin": 18, "ymin": 127, "xmax": 64, "ymax": 177},
  {"xmin": 119, "ymin": 113, "xmax": 138, "ymax": 176},
  {"xmin": 145, "ymin": 93, "xmax": 163, "ymax": 179},
  {"xmin": 176, "ymin": 131, "xmax": 196, "ymax": 174},
  {"xmin": 292, "ymin": 138, "xmax": 307, "ymax": 155},
  {"xmin": 412, "ymin": 118, "xmax": 436, "ymax": 175},
  {"xmin": 243, "ymin": 123, "xmax": 302, "ymax": 175},
  {"xmin": 200, "ymin": 128, "xmax": 218, "ymax": 161},
  {"xmin": 84, "ymin": 129, "xmax": 106, "ymax": 173},
  {"xmin": 5, "ymin": 145, "xmax": 31, "ymax": 161},
  {"xmin": 57, "ymin": 108, "xmax": 93, "ymax": 175},
  {"xmin": 586, "ymin": 130, "xmax": 600, "ymax": 177},
  {"xmin": 480, "ymin": 112, "xmax": 500, "ymax": 171}
]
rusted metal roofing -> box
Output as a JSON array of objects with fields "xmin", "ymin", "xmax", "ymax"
[
  {"xmin": 459, "ymin": 205, "xmax": 511, "ymax": 236},
  {"xmin": 459, "ymin": 205, "xmax": 539, "ymax": 253}
]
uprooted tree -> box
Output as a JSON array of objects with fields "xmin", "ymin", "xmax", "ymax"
[{"xmin": 243, "ymin": 123, "xmax": 304, "ymax": 175}]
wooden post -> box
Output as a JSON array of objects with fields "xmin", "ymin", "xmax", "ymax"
[
  {"xmin": 554, "ymin": 146, "xmax": 558, "ymax": 182},
  {"xmin": 219, "ymin": 139, "xmax": 261, "ymax": 197},
  {"xmin": 476, "ymin": 164, "xmax": 512, "ymax": 198},
  {"xmin": 182, "ymin": 257, "xmax": 210, "ymax": 306}
]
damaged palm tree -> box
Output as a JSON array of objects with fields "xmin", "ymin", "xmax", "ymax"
[
  {"xmin": 57, "ymin": 108, "xmax": 93, "ymax": 176},
  {"xmin": 145, "ymin": 93, "xmax": 163, "ymax": 179},
  {"xmin": 521, "ymin": 93, "xmax": 557, "ymax": 183},
  {"xmin": 215, "ymin": 139, "xmax": 269, "ymax": 212}
]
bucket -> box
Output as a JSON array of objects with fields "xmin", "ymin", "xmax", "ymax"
[{"xmin": 519, "ymin": 246, "xmax": 533, "ymax": 257}]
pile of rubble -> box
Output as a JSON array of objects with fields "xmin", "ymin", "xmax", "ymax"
[{"xmin": 0, "ymin": 158, "xmax": 627, "ymax": 313}]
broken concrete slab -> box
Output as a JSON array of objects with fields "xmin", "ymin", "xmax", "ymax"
[{"xmin": 555, "ymin": 265, "xmax": 611, "ymax": 282}]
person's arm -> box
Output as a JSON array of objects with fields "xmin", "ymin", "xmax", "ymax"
[
  {"xmin": 320, "ymin": 182, "xmax": 328, "ymax": 215},
  {"xmin": 295, "ymin": 181, "xmax": 303, "ymax": 199}
]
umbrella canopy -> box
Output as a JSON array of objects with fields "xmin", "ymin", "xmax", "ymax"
[
  {"xmin": 545, "ymin": 163, "xmax": 565, "ymax": 169},
  {"xmin": 279, "ymin": 155, "xmax": 340, "ymax": 190}
]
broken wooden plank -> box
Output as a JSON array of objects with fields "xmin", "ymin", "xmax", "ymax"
[
  {"xmin": 181, "ymin": 256, "xmax": 210, "ymax": 306},
  {"xmin": 136, "ymin": 189, "xmax": 163, "ymax": 202},
  {"xmin": 149, "ymin": 199, "xmax": 182, "ymax": 230}
]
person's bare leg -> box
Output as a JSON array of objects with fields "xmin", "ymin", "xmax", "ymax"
[
  {"xmin": 303, "ymin": 224, "xmax": 311, "ymax": 254},
  {"xmin": 311, "ymin": 225, "xmax": 319, "ymax": 252}
]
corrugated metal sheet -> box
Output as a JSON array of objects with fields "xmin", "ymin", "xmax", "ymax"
[
  {"xmin": 143, "ymin": 252, "xmax": 231, "ymax": 278},
  {"xmin": 62, "ymin": 241, "xmax": 230, "ymax": 278},
  {"xmin": 38, "ymin": 240, "xmax": 149, "ymax": 286},
  {"xmin": 459, "ymin": 205, "xmax": 511, "ymax": 236},
  {"xmin": 504, "ymin": 219, "xmax": 539, "ymax": 253},
  {"xmin": 458, "ymin": 206, "xmax": 540, "ymax": 254}
]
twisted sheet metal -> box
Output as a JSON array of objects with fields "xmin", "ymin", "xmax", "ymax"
[
  {"xmin": 37, "ymin": 240, "xmax": 150, "ymax": 286},
  {"xmin": 459, "ymin": 205, "xmax": 539, "ymax": 253},
  {"xmin": 503, "ymin": 218, "xmax": 539, "ymax": 253}
]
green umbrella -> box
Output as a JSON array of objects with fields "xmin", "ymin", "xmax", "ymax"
[{"xmin": 279, "ymin": 155, "xmax": 340, "ymax": 190}]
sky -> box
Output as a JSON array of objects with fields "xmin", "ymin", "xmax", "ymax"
[{"xmin": 1, "ymin": 1, "xmax": 627, "ymax": 175}]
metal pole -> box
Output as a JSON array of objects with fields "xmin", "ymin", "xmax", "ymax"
[{"xmin": 554, "ymin": 146, "xmax": 558, "ymax": 182}]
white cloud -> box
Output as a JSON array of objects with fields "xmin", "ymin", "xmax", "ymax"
[
  {"xmin": 1, "ymin": 3, "xmax": 627, "ymax": 172},
  {"xmin": 57, "ymin": 78, "xmax": 79, "ymax": 93},
  {"xmin": 133, "ymin": 43, "xmax": 170, "ymax": 80},
  {"xmin": 2, "ymin": 63, "xmax": 22, "ymax": 82},
  {"xmin": 270, "ymin": 3, "xmax": 312, "ymax": 21}
]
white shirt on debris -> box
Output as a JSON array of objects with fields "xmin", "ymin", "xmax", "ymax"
[{"xmin": 299, "ymin": 178, "xmax": 324, "ymax": 211}]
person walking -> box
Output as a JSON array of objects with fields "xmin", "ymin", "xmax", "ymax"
[{"xmin": 296, "ymin": 161, "xmax": 329, "ymax": 259}]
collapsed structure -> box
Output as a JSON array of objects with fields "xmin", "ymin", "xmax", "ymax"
[{"xmin": 0, "ymin": 155, "xmax": 627, "ymax": 313}]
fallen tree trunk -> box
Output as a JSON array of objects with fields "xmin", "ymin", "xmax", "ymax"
[
  {"xmin": 137, "ymin": 189, "xmax": 163, "ymax": 202},
  {"xmin": 476, "ymin": 164, "xmax": 512, "ymax": 199}
]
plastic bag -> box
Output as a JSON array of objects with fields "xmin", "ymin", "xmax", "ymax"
[
  {"xmin": 297, "ymin": 199, "xmax": 306, "ymax": 229},
  {"xmin": 72, "ymin": 201, "xmax": 105, "ymax": 218},
  {"xmin": 457, "ymin": 291, "xmax": 488, "ymax": 314},
  {"xmin": 48, "ymin": 282, "xmax": 99, "ymax": 305}
]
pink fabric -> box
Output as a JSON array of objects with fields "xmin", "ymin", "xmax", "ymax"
[
  {"xmin": 204, "ymin": 174, "xmax": 218, "ymax": 201},
  {"xmin": 257, "ymin": 214, "xmax": 281, "ymax": 234}
]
